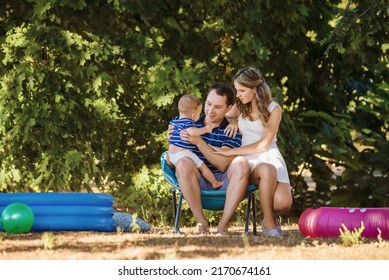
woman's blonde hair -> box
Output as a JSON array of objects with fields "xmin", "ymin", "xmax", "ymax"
[{"xmin": 234, "ymin": 67, "xmax": 273, "ymax": 123}]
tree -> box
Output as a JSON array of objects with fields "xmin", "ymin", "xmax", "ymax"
[{"xmin": 1, "ymin": 1, "xmax": 387, "ymax": 221}]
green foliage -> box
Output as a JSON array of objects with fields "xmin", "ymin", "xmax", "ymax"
[
  {"xmin": 41, "ymin": 231, "xmax": 57, "ymax": 250},
  {"xmin": 339, "ymin": 222, "xmax": 365, "ymax": 246},
  {"xmin": 129, "ymin": 213, "xmax": 141, "ymax": 233},
  {"xmin": 0, "ymin": 0, "xmax": 388, "ymax": 227},
  {"xmin": 111, "ymin": 164, "xmax": 176, "ymax": 227}
]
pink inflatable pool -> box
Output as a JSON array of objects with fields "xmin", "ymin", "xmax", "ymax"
[{"xmin": 298, "ymin": 207, "xmax": 389, "ymax": 239}]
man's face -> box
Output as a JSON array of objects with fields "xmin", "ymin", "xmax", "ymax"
[{"xmin": 204, "ymin": 89, "xmax": 231, "ymax": 125}]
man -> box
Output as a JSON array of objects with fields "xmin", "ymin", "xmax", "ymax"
[{"xmin": 169, "ymin": 82, "xmax": 251, "ymax": 234}]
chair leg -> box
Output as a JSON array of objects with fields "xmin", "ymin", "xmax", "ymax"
[
  {"xmin": 251, "ymin": 193, "xmax": 257, "ymax": 235},
  {"xmin": 173, "ymin": 193, "xmax": 183, "ymax": 234},
  {"xmin": 172, "ymin": 188, "xmax": 177, "ymax": 220},
  {"xmin": 244, "ymin": 194, "xmax": 252, "ymax": 235},
  {"xmin": 244, "ymin": 192, "xmax": 258, "ymax": 236}
]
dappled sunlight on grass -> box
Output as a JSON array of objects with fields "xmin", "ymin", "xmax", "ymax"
[{"xmin": 0, "ymin": 224, "xmax": 388, "ymax": 260}]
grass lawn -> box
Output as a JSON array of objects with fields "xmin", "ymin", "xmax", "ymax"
[{"xmin": 1, "ymin": 223, "xmax": 388, "ymax": 260}]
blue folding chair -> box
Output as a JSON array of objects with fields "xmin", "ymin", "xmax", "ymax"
[{"xmin": 161, "ymin": 152, "xmax": 258, "ymax": 235}]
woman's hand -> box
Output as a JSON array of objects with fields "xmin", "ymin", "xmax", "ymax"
[
  {"xmin": 224, "ymin": 123, "xmax": 239, "ymax": 138},
  {"xmin": 210, "ymin": 145, "xmax": 233, "ymax": 157}
]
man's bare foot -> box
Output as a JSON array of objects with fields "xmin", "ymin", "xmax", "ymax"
[
  {"xmin": 196, "ymin": 223, "xmax": 210, "ymax": 235},
  {"xmin": 216, "ymin": 227, "xmax": 228, "ymax": 236},
  {"xmin": 212, "ymin": 180, "xmax": 224, "ymax": 189}
]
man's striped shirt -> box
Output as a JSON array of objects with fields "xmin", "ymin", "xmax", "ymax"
[{"xmin": 170, "ymin": 115, "xmax": 242, "ymax": 174}]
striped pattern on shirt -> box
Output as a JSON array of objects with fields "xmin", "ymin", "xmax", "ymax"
[
  {"xmin": 169, "ymin": 117, "xmax": 198, "ymax": 150},
  {"xmin": 193, "ymin": 116, "xmax": 242, "ymax": 174}
]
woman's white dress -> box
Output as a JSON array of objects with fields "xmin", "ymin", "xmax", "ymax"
[{"xmin": 238, "ymin": 101, "xmax": 290, "ymax": 184}]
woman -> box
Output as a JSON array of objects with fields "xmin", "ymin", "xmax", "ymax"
[{"xmin": 212, "ymin": 67, "xmax": 293, "ymax": 237}]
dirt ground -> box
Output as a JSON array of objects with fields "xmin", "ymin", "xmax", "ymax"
[{"xmin": 1, "ymin": 223, "xmax": 388, "ymax": 260}]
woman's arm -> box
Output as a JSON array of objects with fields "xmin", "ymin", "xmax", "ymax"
[
  {"xmin": 213, "ymin": 106, "xmax": 282, "ymax": 156},
  {"xmin": 225, "ymin": 103, "xmax": 240, "ymax": 120},
  {"xmin": 225, "ymin": 103, "xmax": 240, "ymax": 137}
]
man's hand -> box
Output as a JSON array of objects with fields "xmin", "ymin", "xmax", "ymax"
[
  {"xmin": 180, "ymin": 129, "xmax": 202, "ymax": 145},
  {"xmin": 167, "ymin": 124, "xmax": 174, "ymax": 141}
]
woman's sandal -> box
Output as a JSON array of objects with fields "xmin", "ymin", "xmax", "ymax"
[{"xmin": 261, "ymin": 221, "xmax": 283, "ymax": 238}]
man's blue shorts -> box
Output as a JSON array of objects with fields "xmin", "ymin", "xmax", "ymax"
[{"xmin": 199, "ymin": 172, "xmax": 229, "ymax": 191}]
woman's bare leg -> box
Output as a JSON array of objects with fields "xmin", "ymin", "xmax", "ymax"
[{"xmin": 250, "ymin": 163, "xmax": 278, "ymax": 229}]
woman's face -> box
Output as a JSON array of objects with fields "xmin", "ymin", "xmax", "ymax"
[{"xmin": 234, "ymin": 81, "xmax": 256, "ymax": 105}]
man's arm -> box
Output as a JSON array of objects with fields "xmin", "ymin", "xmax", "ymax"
[
  {"xmin": 165, "ymin": 124, "xmax": 175, "ymax": 168},
  {"xmin": 181, "ymin": 133, "xmax": 233, "ymax": 172},
  {"xmin": 196, "ymin": 139, "xmax": 234, "ymax": 172}
]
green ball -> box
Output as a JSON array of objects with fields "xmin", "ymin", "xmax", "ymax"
[{"xmin": 1, "ymin": 202, "xmax": 35, "ymax": 234}]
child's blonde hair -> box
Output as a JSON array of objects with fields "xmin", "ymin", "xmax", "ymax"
[{"xmin": 178, "ymin": 94, "xmax": 202, "ymax": 115}]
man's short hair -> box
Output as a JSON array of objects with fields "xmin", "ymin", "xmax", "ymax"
[{"xmin": 208, "ymin": 82, "xmax": 235, "ymax": 106}]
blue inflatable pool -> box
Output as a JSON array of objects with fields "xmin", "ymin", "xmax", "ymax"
[
  {"xmin": 0, "ymin": 205, "xmax": 114, "ymax": 217},
  {"xmin": 0, "ymin": 193, "xmax": 116, "ymax": 232},
  {"xmin": 0, "ymin": 193, "xmax": 114, "ymax": 206}
]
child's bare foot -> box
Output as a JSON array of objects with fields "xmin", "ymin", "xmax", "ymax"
[{"xmin": 212, "ymin": 180, "xmax": 224, "ymax": 189}]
